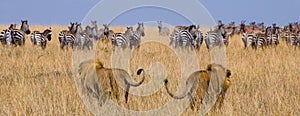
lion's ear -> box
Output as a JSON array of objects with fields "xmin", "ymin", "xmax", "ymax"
[
  {"xmin": 226, "ymin": 69, "xmax": 231, "ymax": 77},
  {"xmin": 207, "ymin": 64, "xmax": 212, "ymax": 71},
  {"xmin": 95, "ymin": 60, "xmax": 104, "ymax": 69}
]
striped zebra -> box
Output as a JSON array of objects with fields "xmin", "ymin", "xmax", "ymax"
[
  {"xmin": 85, "ymin": 26, "xmax": 93, "ymax": 38},
  {"xmin": 242, "ymin": 32, "xmax": 257, "ymax": 49},
  {"xmin": 0, "ymin": 29, "xmax": 13, "ymax": 45},
  {"xmin": 205, "ymin": 21, "xmax": 228, "ymax": 50},
  {"xmin": 58, "ymin": 30, "xmax": 76, "ymax": 50},
  {"xmin": 10, "ymin": 20, "xmax": 31, "ymax": 46},
  {"xmin": 177, "ymin": 30, "xmax": 195, "ymax": 50},
  {"xmin": 30, "ymin": 28, "xmax": 52, "ymax": 49},
  {"xmin": 102, "ymin": 24, "xmax": 114, "ymax": 41},
  {"xmin": 58, "ymin": 22, "xmax": 77, "ymax": 50},
  {"xmin": 169, "ymin": 25, "xmax": 198, "ymax": 49},
  {"xmin": 205, "ymin": 31, "xmax": 224, "ymax": 50},
  {"xmin": 111, "ymin": 33, "xmax": 128, "ymax": 50},
  {"xmin": 157, "ymin": 21, "xmax": 170, "ymax": 36},
  {"xmin": 91, "ymin": 21, "xmax": 100, "ymax": 40},
  {"xmin": 297, "ymin": 33, "xmax": 300, "ymax": 48},
  {"xmin": 125, "ymin": 26, "xmax": 142, "ymax": 49},
  {"xmin": 136, "ymin": 22, "xmax": 145, "ymax": 37},
  {"xmin": 169, "ymin": 29, "xmax": 180, "ymax": 48},
  {"xmin": 256, "ymin": 33, "xmax": 267, "ymax": 49},
  {"xmin": 0, "ymin": 23, "xmax": 15, "ymax": 45},
  {"xmin": 193, "ymin": 27, "xmax": 204, "ymax": 49},
  {"xmin": 265, "ymin": 26, "xmax": 279, "ymax": 47},
  {"xmin": 74, "ymin": 23, "xmax": 93, "ymax": 50},
  {"xmin": 287, "ymin": 33, "xmax": 298, "ymax": 46}
]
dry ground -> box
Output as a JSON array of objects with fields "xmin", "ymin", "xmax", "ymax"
[{"xmin": 0, "ymin": 25, "xmax": 299, "ymax": 115}]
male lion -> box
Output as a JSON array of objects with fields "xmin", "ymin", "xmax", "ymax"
[
  {"xmin": 164, "ymin": 63, "xmax": 231, "ymax": 112},
  {"xmin": 77, "ymin": 59, "xmax": 145, "ymax": 105}
]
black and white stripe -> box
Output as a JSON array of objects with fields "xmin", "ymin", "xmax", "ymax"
[
  {"xmin": 124, "ymin": 26, "xmax": 142, "ymax": 49},
  {"xmin": 0, "ymin": 29, "xmax": 13, "ymax": 45},
  {"xmin": 111, "ymin": 33, "xmax": 128, "ymax": 50},
  {"xmin": 169, "ymin": 25, "xmax": 198, "ymax": 49},
  {"xmin": 75, "ymin": 23, "xmax": 93, "ymax": 50},
  {"xmin": 193, "ymin": 30, "xmax": 204, "ymax": 49},
  {"xmin": 11, "ymin": 20, "xmax": 31, "ymax": 46},
  {"xmin": 30, "ymin": 28, "xmax": 52, "ymax": 49},
  {"xmin": 242, "ymin": 32, "xmax": 256, "ymax": 49},
  {"xmin": 205, "ymin": 29, "xmax": 225, "ymax": 50},
  {"xmin": 58, "ymin": 23, "xmax": 77, "ymax": 50},
  {"xmin": 178, "ymin": 30, "xmax": 194, "ymax": 49},
  {"xmin": 256, "ymin": 33, "xmax": 266, "ymax": 49},
  {"xmin": 58, "ymin": 30, "xmax": 76, "ymax": 50}
]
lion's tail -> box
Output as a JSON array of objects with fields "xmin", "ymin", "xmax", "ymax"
[{"xmin": 164, "ymin": 79, "xmax": 189, "ymax": 99}]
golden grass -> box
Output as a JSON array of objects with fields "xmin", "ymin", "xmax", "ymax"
[{"xmin": 0, "ymin": 25, "xmax": 299, "ymax": 115}]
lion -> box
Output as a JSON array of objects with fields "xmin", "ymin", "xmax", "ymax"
[
  {"xmin": 77, "ymin": 59, "xmax": 145, "ymax": 105},
  {"xmin": 164, "ymin": 63, "xmax": 231, "ymax": 112}
]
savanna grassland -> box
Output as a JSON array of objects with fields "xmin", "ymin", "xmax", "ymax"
[{"xmin": 0, "ymin": 25, "xmax": 299, "ymax": 115}]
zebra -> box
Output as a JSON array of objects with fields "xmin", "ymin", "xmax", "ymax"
[
  {"xmin": 178, "ymin": 29, "xmax": 195, "ymax": 50},
  {"xmin": 102, "ymin": 24, "xmax": 114, "ymax": 41},
  {"xmin": 91, "ymin": 20, "xmax": 100, "ymax": 40},
  {"xmin": 58, "ymin": 22, "xmax": 77, "ymax": 50},
  {"xmin": 75, "ymin": 23, "xmax": 93, "ymax": 50},
  {"xmin": 169, "ymin": 29, "xmax": 180, "ymax": 48},
  {"xmin": 58, "ymin": 30, "xmax": 76, "ymax": 50},
  {"xmin": 10, "ymin": 20, "xmax": 31, "ymax": 46},
  {"xmin": 242, "ymin": 32, "xmax": 257, "ymax": 49},
  {"xmin": 0, "ymin": 23, "xmax": 16, "ymax": 45},
  {"xmin": 193, "ymin": 27, "xmax": 204, "ymax": 49},
  {"xmin": 205, "ymin": 27, "xmax": 225, "ymax": 50},
  {"xmin": 169, "ymin": 25, "xmax": 198, "ymax": 49},
  {"xmin": 256, "ymin": 33, "xmax": 267, "ymax": 49},
  {"xmin": 0, "ymin": 29, "xmax": 13, "ymax": 46},
  {"xmin": 136, "ymin": 22, "xmax": 145, "ymax": 37},
  {"xmin": 264, "ymin": 26, "xmax": 279, "ymax": 47},
  {"xmin": 157, "ymin": 21, "xmax": 170, "ymax": 36},
  {"xmin": 85, "ymin": 26, "xmax": 93, "ymax": 38},
  {"xmin": 30, "ymin": 28, "xmax": 52, "ymax": 49},
  {"xmin": 125, "ymin": 26, "xmax": 142, "ymax": 49},
  {"xmin": 111, "ymin": 33, "xmax": 128, "ymax": 51}
]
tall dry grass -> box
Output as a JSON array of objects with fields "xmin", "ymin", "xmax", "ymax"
[{"xmin": 0, "ymin": 25, "xmax": 299, "ymax": 115}]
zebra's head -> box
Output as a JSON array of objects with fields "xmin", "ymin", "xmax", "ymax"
[
  {"xmin": 68, "ymin": 22, "xmax": 77, "ymax": 34},
  {"xmin": 137, "ymin": 22, "xmax": 145, "ymax": 37},
  {"xmin": 265, "ymin": 26, "xmax": 272, "ymax": 35},
  {"xmin": 157, "ymin": 21, "xmax": 162, "ymax": 29},
  {"xmin": 91, "ymin": 21, "xmax": 97, "ymax": 27},
  {"xmin": 9, "ymin": 24, "xmax": 17, "ymax": 30},
  {"xmin": 43, "ymin": 28, "xmax": 52, "ymax": 41},
  {"xmin": 21, "ymin": 20, "xmax": 31, "ymax": 34},
  {"xmin": 239, "ymin": 21, "xmax": 247, "ymax": 34},
  {"xmin": 124, "ymin": 26, "xmax": 134, "ymax": 37},
  {"xmin": 75, "ymin": 23, "xmax": 84, "ymax": 34},
  {"xmin": 103, "ymin": 24, "xmax": 110, "ymax": 34},
  {"xmin": 85, "ymin": 26, "xmax": 93, "ymax": 37}
]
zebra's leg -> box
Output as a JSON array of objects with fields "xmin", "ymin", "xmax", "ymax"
[{"xmin": 60, "ymin": 42, "xmax": 64, "ymax": 50}]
